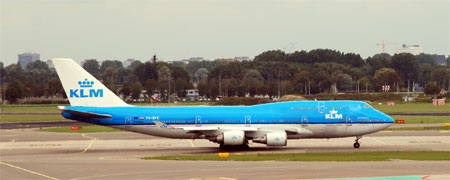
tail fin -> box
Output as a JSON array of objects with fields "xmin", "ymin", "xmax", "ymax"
[{"xmin": 52, "ymin": 58, "xmax": 128, "ymax": 107}]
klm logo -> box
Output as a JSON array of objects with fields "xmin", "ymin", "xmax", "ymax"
[
  {"xmin": 69, "ymin": 78, "xmax": 103, "ymax": 98},
  {"xmin": 325, "ymin": 109, "xmax": 342, "ymax": 119}
]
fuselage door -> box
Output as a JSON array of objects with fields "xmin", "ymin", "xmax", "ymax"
[
  {"xmin": 125, "ymin": 116, "xmax": 132, "ymax": 125},
  {"xmin": 346, "ymin": 115, "xmax": 352, "ymax": 126},
  {"xmin": 302, "ymin": 115, "xmax": 308, "ymax": 126},
  {"xmin": 245, "ymin": 116, "xmax": 251, "ymax": 126},
  {"xmin": 318, "ymin": 102, "xmax": 325, "ymax": 113},
  {"xmin": 195, "ymin": 116, "xmax": 201, "ymax": 127}
]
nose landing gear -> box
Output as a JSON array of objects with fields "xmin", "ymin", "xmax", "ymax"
[{"xmin": 353, "ymin": 136, "xmax": 362, "ymax": 148}]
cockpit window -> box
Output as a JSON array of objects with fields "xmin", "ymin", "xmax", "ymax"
[{"xmin": 364, "ymin": 105, "xmax": 372, "ymax": 108}]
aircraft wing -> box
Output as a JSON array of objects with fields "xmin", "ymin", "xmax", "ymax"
[
  {"xmin": 59, "ymin": 106, "xmax": 112, "ymax": 119},
  {"xmin": 183, "ymin": 126, "xmax": 258, "ymax": 133},
  {"xmin": 153, "ymin": 121, "xmax": 258, "ymax": 133}
]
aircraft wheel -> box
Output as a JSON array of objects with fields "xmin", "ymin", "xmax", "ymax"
[{"xmin": 353, "ymin": 142, "xmax": 360, "ymax": 148}]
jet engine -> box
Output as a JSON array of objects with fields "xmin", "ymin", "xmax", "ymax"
[
  {"xmin": 216, "ymin": 131, "xmax": 245, "ymax": 145},
  {"xmin": 253, "ymin": 132, "xmax": 287, "ymax": 146}
]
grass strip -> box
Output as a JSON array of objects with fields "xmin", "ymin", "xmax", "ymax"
[
  {"xmin": 391, "ymin": 116, "xmax": 450, "ymax": 124},
  {"xmin": 39, "ymin": 125, "xmax": 122, "ymax": 133},
  {"xmin": 388, "ymin": 126, "xmax": 450, "ymax": 131},
  {"xmin": 0, "ymin": 115, "xmax": 66, "ymax": 122},
  {"xmin": 143, "ymin": 151, "xmax": 450, "ymax": 161},
  {"xmin": 0, "ymin": 105, "xmax": 64, "ymax": 113},
  {"xmin": 372, "ymin": 103, "xmax": 450, "ymax": 114}
]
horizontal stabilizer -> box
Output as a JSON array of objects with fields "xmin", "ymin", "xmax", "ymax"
[{"xmin": 61, "ymin": 109, "xmax": 112, "ymax": 118}]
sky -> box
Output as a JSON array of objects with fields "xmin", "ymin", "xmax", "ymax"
[{"xmin": 1, "ymin": 0, "xmax": 449, "ymax": 65}]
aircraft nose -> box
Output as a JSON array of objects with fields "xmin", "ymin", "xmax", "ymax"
[{"xmin": 384, "ymin": 113, "xmax": 394, "ymax": 124}]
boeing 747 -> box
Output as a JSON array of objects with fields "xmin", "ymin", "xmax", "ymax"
[{"xmin": 53, "ymin": 58, "xmax": 394, "ymax": 149}]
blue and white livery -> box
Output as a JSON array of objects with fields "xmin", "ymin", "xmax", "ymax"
[{"xmin": 53, "ymin": 58, "xmax": 394, "ymax": 149}]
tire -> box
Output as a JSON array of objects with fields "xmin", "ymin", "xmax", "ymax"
[{"xmin": 353, "ymin": 142, "xmax": 360, "ymax": 148}]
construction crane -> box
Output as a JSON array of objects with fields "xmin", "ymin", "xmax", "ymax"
[{"xmin": 376, "ymin": 40, "xmax": 395, "ymax": 53}]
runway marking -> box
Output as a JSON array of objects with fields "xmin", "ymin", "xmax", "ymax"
[
  {"xmin": 439, "ymin": 130, "xmax": 449, "ymax": 133},
  {"xmin": 370, "ymin": 137, "xmax": 387, "ymax": 145},
  {"xmin": 0, "ymin": 139, "xmax": 15, "ymax": 148},
  {"xmin": 0, "ymin": 161, "xmax": 60, "ymax": 180},
  {"xmin": 187, "ymin": 139, "xmax": 196, "ymax": 147},
  {"xmin": 81, "ymin": 134, "xmax": 96, "ymax": 153}
]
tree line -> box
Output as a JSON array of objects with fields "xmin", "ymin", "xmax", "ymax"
[{"xmin": 0, "ymin": 49, "xmax": 449, "ymax": 103}]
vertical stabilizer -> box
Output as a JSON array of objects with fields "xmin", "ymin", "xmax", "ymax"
[{"xmin": 52, "ymin": 58, "xmax": 129, "ymax": 107}]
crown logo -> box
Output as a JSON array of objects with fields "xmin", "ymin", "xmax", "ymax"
[
  {"xmin": 78, "ymin": 78, "xmax": 94, "ymax": 88},
  {"xmin": 329, "ymin": 109, "xmax": 338, "ymax": 114}
]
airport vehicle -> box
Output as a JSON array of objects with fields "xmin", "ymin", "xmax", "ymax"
[{"xmin": 53, "ymin": 58, "xmax": 394, "ymax": 149}]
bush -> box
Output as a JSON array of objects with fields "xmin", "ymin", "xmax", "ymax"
[
  {"xmin": 424, "ymin": 82, "xmax": 440, "ymax": 96},
  {"xmin": 216, "ymin": 97, "xmax": 272, "ymax": 105}
]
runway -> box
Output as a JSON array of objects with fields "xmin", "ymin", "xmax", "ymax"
[{"xmin": 1, "ymin": 129, "xmax": 449, "ymax": 180}]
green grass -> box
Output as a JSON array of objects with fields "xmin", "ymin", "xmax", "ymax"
[
  {"xmin": 0, "ymin": 115, "xmax": 66, "ymax": 122},
  {"xmin": 391, "ymin": 116, "xmax": 450, "ymax": 124},
  {"xmin": 0, "ymin": 105, "xmax": 63, "ymax": 113},
  {"xmin": 143, "ymin": 151, "xmax": 450, "ymax": 161},
  {"xmin": 372, "ymin": 103, "xmax": 450, "ymax": 113},
  {"xmin": 388, "ymin": 126, "xmax": 450, "ymax": 131},
  {"xmin": 39, "ymin": 125, "xmax": 122, "ymax": 133}
]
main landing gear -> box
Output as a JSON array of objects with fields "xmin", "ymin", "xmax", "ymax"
[{"xmin": 353, "ymin": 136, "xmax": 362, "ymax": 148}]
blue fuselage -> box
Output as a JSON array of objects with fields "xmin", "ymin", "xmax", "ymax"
[{"xmin": 62, "ymin": 101, "xmax": 394, "ymax": 126}]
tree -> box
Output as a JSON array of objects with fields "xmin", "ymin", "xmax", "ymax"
[
  {"xmin": 373, "ymin": 68, "xmax": 401, "ymax": 92},
  {"xmin": 24, "ymin": 81, "xmax": 37, "ymax": 97},
  {"xmin": 100, "ymin": 60, "xmax": 123, "ymax": 73},
  {"xmin": 157, "ymin": 65, "xmax": 172, "ymax": 101},
  {"xmin": 254, "ymin": 50, "xmax": 286, "ymax": 62},
  {"xmin": 82, "ymin": 59, "xmax": 100, "ymax": 76},
  {"xmin": 357, "ymin": 77, "xmax": 373, "ymax": 92},
  {"xmin": 416, "ymin": 54, "xmax": 437, "ymax": 66},
  {"xmin": 119, "ymin": 84, "xmax": 131, "ymax": 100},
  {"xmin": 145, "ymin": 79, "xmax": 158, "ymax": 98},
  {"xmin": 431, "ymin": 66, "xmax": 450, "ymax": 90},
  {"xmin": 133, "ymin": 62, "xmax": 158, "ymax": 85},
  {"xmin": 128, "ymin": 61, "xmax": 142, "ymax": 70},
  {"xmin": 174, "ymin": 78, "xmax": 190, "ymax": 97},
  {"xmin": 26, "ymin": 60, "xmax": 50, "ymax": 71},
  {"xmin": 424, "ymin": 82, "xmax": 440, "ymax": 96},
  {"xmin": 242, "ymin": 69, "xmax": 264, "ymax": 96},
  {"xmin": 130, "ymin": 82, "xmax": 143, "ymax": 100},
  {"xmin": 102, "ymin": 67, "xmax": 118, "ymax": 93},
  {"xmin": 6, "ymin": 81, "xmax": 25, "ymax": 103},
  {"xmin": 292, "ymin": 70, "xmax": 313, "ymax": 94},
  {"xmin": 366, "ymin": 55, "xmax": 392, "ymax": 76},
  {"xmin": 391, "ymin": 53, "xmax": 419, "ymax": 88},
  {"xmin": 194, "ymin": 68, "xmax": 209, "ymax": 83},
  {"xmin": 197, "ymin": 81, "xmax": 208, "ymax": 97}
]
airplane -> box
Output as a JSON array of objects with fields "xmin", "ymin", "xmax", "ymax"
[{"xmin": 53, "ymin": 58, "xmax": 394, "ymax": 150}]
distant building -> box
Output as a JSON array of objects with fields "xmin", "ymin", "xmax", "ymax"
[
  {"xmin": 180, "ymin": 57, "xmax": 205, "ymax": 64},
  {"xmin": 18, "ymin": 52, "xmax": 40, "ymax": 69},
  {"xmin": 234, "ymin": 56, "xmax": 250, "ymax": 62},
  {"xmin": 215, "ymin": 58, "xmax": 237, "ymax": 63},
  {"xmin": 396, "ymin": 44, "xmax": 423, "ymax": 55},
  {"xmin": 124, "ymin": 58, "xmax": 136, "ymax": 68}
]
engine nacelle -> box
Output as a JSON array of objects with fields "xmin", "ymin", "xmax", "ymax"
[
  {"xmin": 216, "ymin": 131, "xmax": 245, "ymax": 145},
  {"xmin": 253, "ymin": 132, "xmax": 287, "ymax": 146}
]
